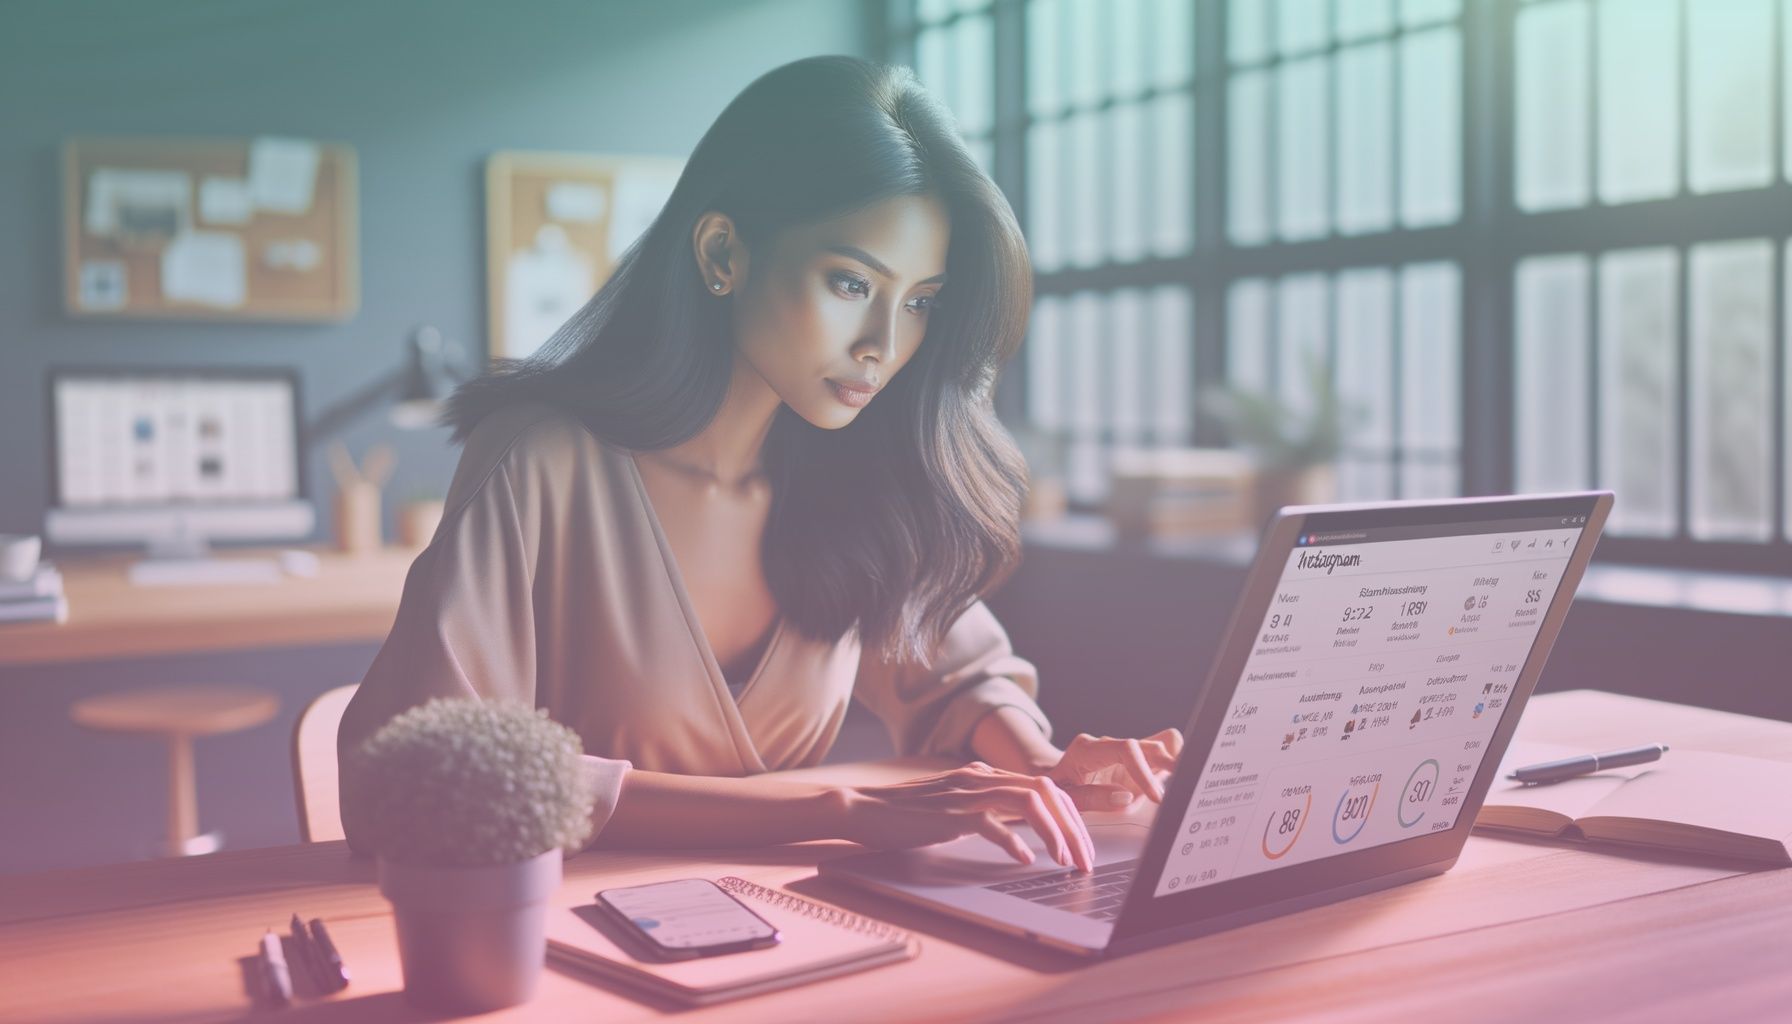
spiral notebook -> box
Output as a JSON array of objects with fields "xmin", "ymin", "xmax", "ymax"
[{"xmin": 546, "ymin": 876, "xmax": 920, "ymax": 1007}]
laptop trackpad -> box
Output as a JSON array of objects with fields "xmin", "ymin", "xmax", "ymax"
[{"xmin": 869, "ymin": 822, "xmax": 1149, "ymax": 886}]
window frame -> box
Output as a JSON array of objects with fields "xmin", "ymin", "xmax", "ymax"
[{"xmin": 883, "ymin": 0, "xmax": 1792, "ymax": 575}]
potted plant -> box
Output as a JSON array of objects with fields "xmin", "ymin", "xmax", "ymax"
[
  {"xmin": 1200, "ymin": 354, "xmax": 1356, "ymax": 527},
  {"xmin": 348, "ymin": 698, "xmax": 595, "ymax": 1012}
]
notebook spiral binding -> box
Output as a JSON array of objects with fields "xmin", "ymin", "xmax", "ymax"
[{"xmin": 716, "ymin": 876, "xmax": 913, "ymax": 945}]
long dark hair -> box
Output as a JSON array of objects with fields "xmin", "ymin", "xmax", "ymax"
[{"xmin": 445, "ymin": 56, "xmax": 1032, "ymax": 664}]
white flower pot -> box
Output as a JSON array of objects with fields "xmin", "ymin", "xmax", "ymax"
[{"xmin": 377, "ymin": 848, "xmax": 562, "ymax": 1012}]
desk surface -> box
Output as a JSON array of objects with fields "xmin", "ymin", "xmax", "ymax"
[
  {"xmin": 0, "ymin": 546, "xmax": 417, "ymax": 667},
  {"xmin": 2, "ymin": 690, "xmax": 1788, "ymax": 1023}
]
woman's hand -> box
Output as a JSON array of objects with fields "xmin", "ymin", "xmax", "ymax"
[
  {"xmin": 1043, "ymin": 727, "xmax": 1184, "ymax": 811},
  {"xmin": 836, "ymin": 761, "xmax": 1095, "ymax": 872}
]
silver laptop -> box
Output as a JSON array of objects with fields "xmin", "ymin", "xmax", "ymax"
[{"xmin": 823, "ymin": 493, "xmax": 1613, "ymax": 957}]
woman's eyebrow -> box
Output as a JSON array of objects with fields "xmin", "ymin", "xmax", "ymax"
[{"xmin": 824, "ymin": 244, "xmax": 947, "ymax": 285}]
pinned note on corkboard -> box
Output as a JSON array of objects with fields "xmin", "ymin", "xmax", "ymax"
[
  {"xmin": 62, "ymin": 136, "xmax": 359, "ymax": 322},
  {"xmin": 485, "ymin": 150, "xmax": 683, "ymax": 360}
]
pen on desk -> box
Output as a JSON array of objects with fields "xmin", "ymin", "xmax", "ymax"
[
  {"xmin": 289, "ymin": 913, "xmax": 326, "ymax": 991},
  {"xmin": 1508, "ymin": 743, "xmax": 1669, "ymax": 785},
  {"xmin": 306, "ymin": 917, "xmax": 351, "ymax": 991},
  {"xmin": 259, "ymin": 929, "xmax": 292, "ymax": 1006}
]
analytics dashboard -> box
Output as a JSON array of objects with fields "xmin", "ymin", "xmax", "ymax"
[{"xmin": 1152, "ymin": 517, "xmax": 1588, "ymax": 898}]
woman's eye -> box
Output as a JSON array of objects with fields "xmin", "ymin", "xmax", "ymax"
[
  {"xmin": 906, "ymin": 293, "xmax": 938, "ymax": 315},
  {"xmin": 830, "ymin": 272, "xmax": 871, "ymax": 298}
]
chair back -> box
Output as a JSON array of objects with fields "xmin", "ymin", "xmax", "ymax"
[{"xmin": 291, "ymin": 683, "xmax": 358, "ymax": 842}]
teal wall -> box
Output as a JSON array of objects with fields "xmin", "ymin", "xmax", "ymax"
[
  {"xmin": 0, "ymin": 0, "xmax": 872, "ymax": 542},
  {"xmin": 0, "ymin": 0, "xmax": 874, "ymax": 874}
]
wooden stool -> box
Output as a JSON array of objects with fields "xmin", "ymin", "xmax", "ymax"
[{"xmin": 71, "ymin": 685, "xmax": 280, "ymax": 858}]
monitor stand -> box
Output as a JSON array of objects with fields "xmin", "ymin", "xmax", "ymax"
[{"xmin": 128, "ymin": 535, "xmax": 285, "ymax": 587}]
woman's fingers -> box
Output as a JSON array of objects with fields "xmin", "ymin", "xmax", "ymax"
[
  {"xmin": 1013, "ymin": 788, "xmax": 1071, "ymax": 867},
  {"xmin": 859, "ymin": 764, "xmax": 1108, "ymax": 872},
  {"xmin": 1119, "ymin": 737, "xmax": 1166, "ymax": 802},
  {"xmin": 1060, "ymin": 732, "xmax": 1180, "ymax": 798},
  {"xmin": 945, "ymin": 766, "xmax": 1094, "ymax": 871},
  {"xmin": 1151, "ymin": 727, "xmax": 1185, "ymax": 758},
  {"xmin": 870, "ymin": 742, "xmax": 1183, "ymax": 868},
  {"xmin": 1039, "ymin": 777, "xmax": 1095, "ymax": 872},
  {"xmin": 958, "ymin": 782, "xmax": 1082, "ymax": 869},
  {"xmin": 1138, "ymin": 737, "xmax": 1179, "ymax": 774},
  {"xmin": 1145, "ymin": 727, "xmax": 1184, "ymax": 764},
  {"xmin": 1016, "ymin": 787, "xmax": 1077, "ymax": 868},
  {"xmin": 967, "ymin": 810, "xmax": 1034, "ymax": 866},
  {"xmin": 881, "ymin": 761, "xmax": 1114, "ymax": 872},
  {"xmin": 949, "ymin": 785, "xmax": 1064, "ymax": 866},
  {"xmin": 1064, "ymin": 784, "xmax": 1137, "ymax": 812}
]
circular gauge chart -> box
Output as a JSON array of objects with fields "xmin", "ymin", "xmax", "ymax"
[
  {"xmin": 1260, "ymin": 789, "xmax": 1313, "ymax": 860},
  {"xmin": 1331, "ymin": 780, "xmax": 1381, "ymax": 844},
  {"xmin": 1398, "ymin": 758, "xmax": 1441, "ymax": 829}
]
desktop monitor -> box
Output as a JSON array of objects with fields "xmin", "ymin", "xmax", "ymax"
[{"xmin": 45, "ymin": 367, "xmax": 315, "ymax": 566}]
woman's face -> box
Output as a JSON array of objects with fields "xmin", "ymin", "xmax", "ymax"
[{"xmin": 730, "ymin": 193, "xmax": 951, "ymax": 429}]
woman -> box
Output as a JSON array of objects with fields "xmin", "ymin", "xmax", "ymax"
[{"xmin": 339, "ymin": 56, "xmax": 1181, "ymax": 873}]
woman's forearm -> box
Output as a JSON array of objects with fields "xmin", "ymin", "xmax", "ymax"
[
  {"xmin": 970, "ymin": 705, "xmax": 1064, "ymax": 775},
  {"xmin": 593, "ymin": 706, "xmax": 1062, "ymax": 852},
  {"xmin": 594, "ymin": 768, "xmax": 846, "ymax": 849}
]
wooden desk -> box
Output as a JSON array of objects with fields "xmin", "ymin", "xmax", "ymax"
[
  {"xmin": 0, "ymin": 547, "xmax": 418, "ymax": 667},
  {"xmin": 2, "ymin": 690, "xmax": 1788, "ymax": 1023}
]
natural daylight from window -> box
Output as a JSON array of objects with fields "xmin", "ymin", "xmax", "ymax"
[{"xmin": 890, "ymin": 0, "xmax": 1792, "ymax": 573}]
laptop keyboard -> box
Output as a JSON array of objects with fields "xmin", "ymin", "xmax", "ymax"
[{"xmin": 984, "ymin": 859, "xmax": 1139, "ymax": 920}]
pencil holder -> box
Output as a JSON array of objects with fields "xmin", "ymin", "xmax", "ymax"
[
  {"xmin": 397, "ymin": 498, "xmax": 444, "ymax": 549},
  {"xmin": 333, "ymin": 480, "xmax": 383, "ymax": 556},
  {"xmin": 326, "ymin": 440, "xmax": 394, "ymax": 556}
]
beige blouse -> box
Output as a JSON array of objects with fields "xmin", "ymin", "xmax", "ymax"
[{"xmin": 337, "ymin": 402, "xmax": 1052, "ymax": 854}]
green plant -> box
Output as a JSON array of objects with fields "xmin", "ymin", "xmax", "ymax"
[
  {"xmin": 350, "ymin": 698, "xmax": 594, "ymax": 866},
  {"xmin": 1199, "ymin": 354, "xmax": 1354, "ymax": 472}
]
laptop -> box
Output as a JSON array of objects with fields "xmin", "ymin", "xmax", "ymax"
[{"xmin": 822, "ymin": 492, "xmax": 1613, "ymax": 957}]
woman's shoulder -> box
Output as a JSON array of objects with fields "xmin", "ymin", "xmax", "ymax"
[
  {"xmin": 464, "ymin": 400, "xmax": 629, "ymax": 465},
  {"xmin": 449, "ymin": 401, "xmax": 632, "ymax": 503}
]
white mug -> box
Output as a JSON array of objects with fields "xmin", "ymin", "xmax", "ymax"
[{"xmin": 0, "ymin": 534, "xmax": 42, "ymax": 582}]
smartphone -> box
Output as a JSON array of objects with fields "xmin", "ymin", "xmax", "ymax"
[{"xmin": 594, "ymin": 878, "xmax": 781, "ymax": 960}]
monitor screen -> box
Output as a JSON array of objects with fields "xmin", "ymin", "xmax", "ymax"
[
  {"xmin": 1149, "ymin": 510, "xmax": 1593, "ymax": 898},
  {"xmin": 52, "ymin": 371, "xmax": 301, "ymax": 508}
]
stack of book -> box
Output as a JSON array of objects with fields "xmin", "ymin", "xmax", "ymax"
[
  {"xmin": 1106, "ymin": 447, "xmax": 1256, "ymax": 540},
  {"xmin": 0, "ymin": 563, "xmax": 68, "ymax": 625}
]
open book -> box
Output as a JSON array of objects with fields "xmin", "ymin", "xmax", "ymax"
[
  {"xmin": 1476, "ymin": 741, "xmax": 1792, "ymax": 865},
  {"xmin": 547, "ymin": 876, "xmax": 918, "ymax": 1007}
]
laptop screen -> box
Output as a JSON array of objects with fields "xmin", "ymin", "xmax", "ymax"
[{"xmin": 1148, "ymin": 510, "xmax": 1593, "ymax": 898}]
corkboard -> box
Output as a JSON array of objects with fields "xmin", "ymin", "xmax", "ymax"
[
  {"xmin": 485, "ymin": 150, "xmax": 683, "ymax": 360},
  {"xmin": 61, "ymin": 136, "xmax": 359, "ymax": 322}
]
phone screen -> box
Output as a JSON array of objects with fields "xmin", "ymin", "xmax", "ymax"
[{"xmin": 597, "ymin": 878, "xmax": 780, "ymax": 958}]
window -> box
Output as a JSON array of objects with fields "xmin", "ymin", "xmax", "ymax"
[
  {"xmin": 1508, "ymin": 0, "xmax": 1792, "ymax": 568},
  {"xmin": 888, "ymin": 0, "xmax": 1792, "ymax": 572},
  {"xmin": 1221, "ymin": 0, "xmax": 1465, "ymax": 501},
  {"xmin": 911, "ymin": 0, "xmax": 997, "ymax": 172},
  {"xmin": 912, "ymin": 0, "xmax": 1200, "ymax": 502}
]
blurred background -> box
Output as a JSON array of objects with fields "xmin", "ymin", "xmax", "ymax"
[{"xmin": 1, "ymin": 0, "xmax": 1787, "ymax": 875}]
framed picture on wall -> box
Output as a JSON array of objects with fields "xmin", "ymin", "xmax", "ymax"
[{"xmin": 484, "ymin": 150, "xmax": 683, "ymax": 361}]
